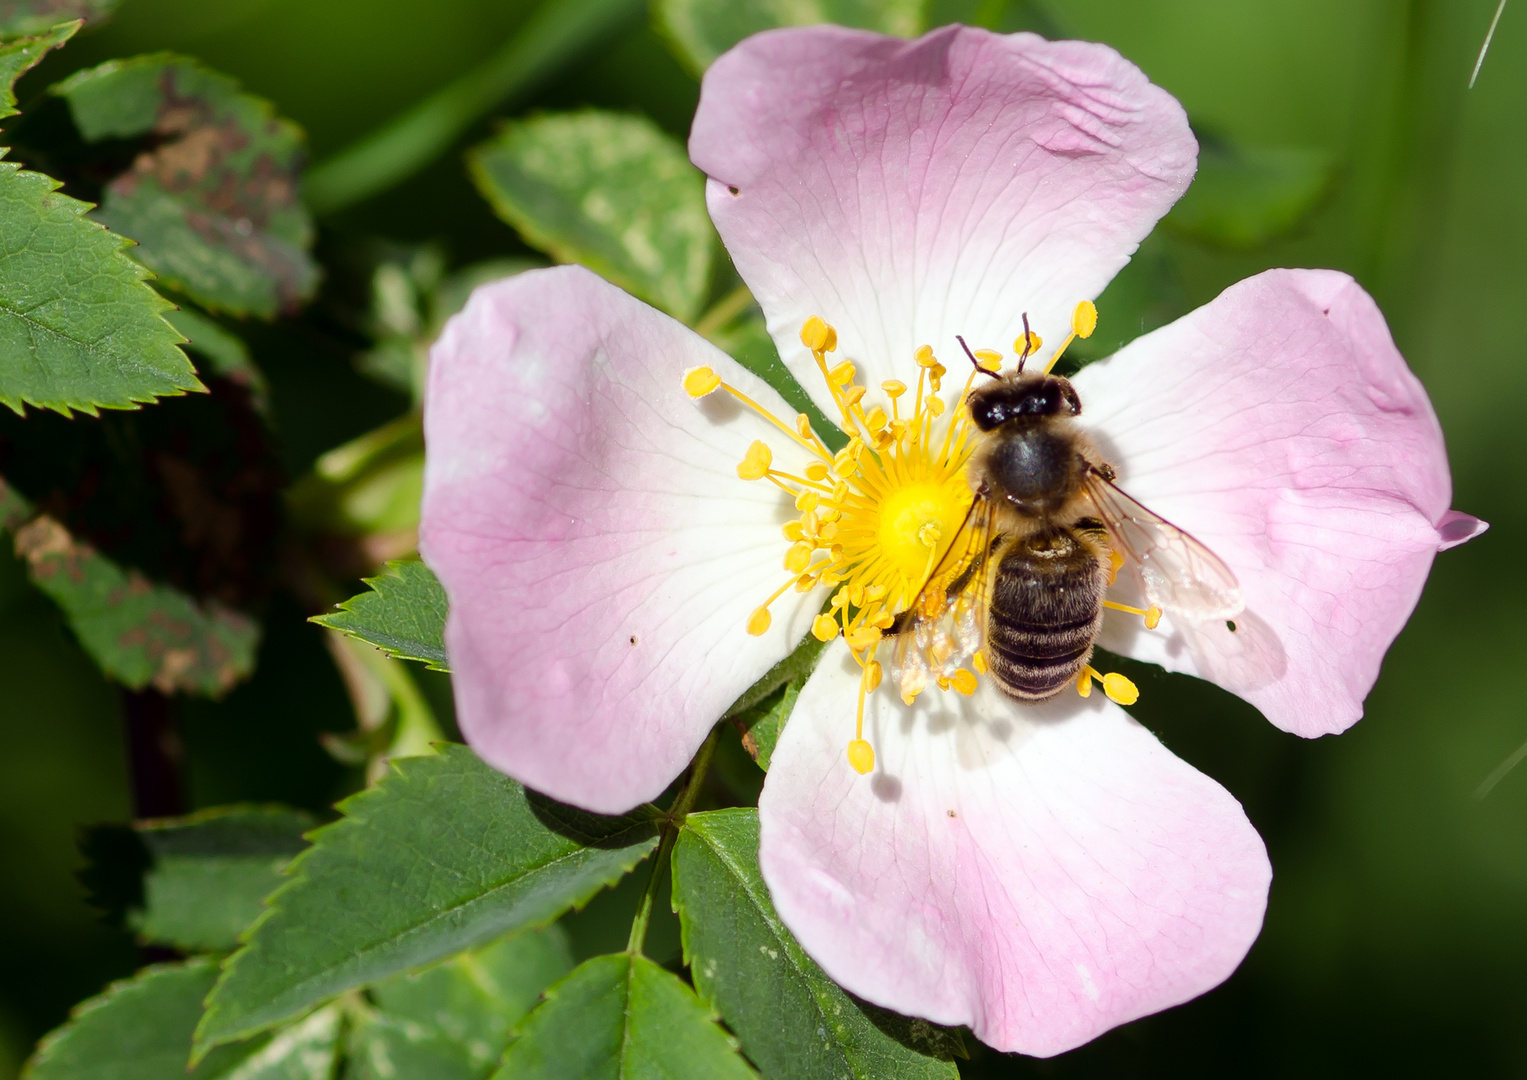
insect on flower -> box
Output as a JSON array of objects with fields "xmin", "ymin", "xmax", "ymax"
[
  {"xmin": 688, "ymin": 298, "xmax": 1250, "ymax": 776},
  {"xmin": 421, "ymin": 24, "xmax": 1484, "ymax": 1057}
]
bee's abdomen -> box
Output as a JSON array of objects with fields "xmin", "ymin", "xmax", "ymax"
[{"xmin": 985, "ymin": 530, "xmax": 1106, "ymax": 701}]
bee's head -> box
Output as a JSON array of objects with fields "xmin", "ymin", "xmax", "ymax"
[{"xmin": 966, "ymin": 373, "xmax": 1081, "ymax": 432}]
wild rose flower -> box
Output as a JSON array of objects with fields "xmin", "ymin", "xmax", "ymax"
[{"xmin": 419, "ymin": 25, "xmax": 1483, "ymax": 1056}]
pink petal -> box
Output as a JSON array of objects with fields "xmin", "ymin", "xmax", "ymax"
[
  {"xmin": 421, "ymin": 266, "xmax": 823, "ymax": 813},
  {"xmin": 690, "ymin": 25, "xmax": 1196, "ymax": 407},
  {"xmin": 758, "ymin": 644, "xmax": 1270, "ymax": 1057},
  {"xmin": 1075, "ymin": 269, "xmax": 1482, "ymax": 737}
]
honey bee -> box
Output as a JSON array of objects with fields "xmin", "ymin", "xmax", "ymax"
[{"xmin": 889, "ymin": 335, "xmax": 1244, "ymax": 704}]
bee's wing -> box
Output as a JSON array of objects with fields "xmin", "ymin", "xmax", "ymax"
[
  {"xmin": 1082, "ymin": 469, "xmax": 1244, "ymax": 620},
  {"xmin": 890, "ymin": 492, "xmax": 994, "ymax": 698}
]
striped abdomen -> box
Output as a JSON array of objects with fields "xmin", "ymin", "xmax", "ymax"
[{"xmin": 985, "ymin": 527, "xmax": 1107, "ymax": 701}]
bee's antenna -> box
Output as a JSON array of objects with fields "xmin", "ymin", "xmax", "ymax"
[
  {"xmin": 956, "ymin": 335, "xmax": 1000, "ymax": 380},
  {"xmin": 1017, "ymin": 312, "xmax": 1034, "ymax": 374}
]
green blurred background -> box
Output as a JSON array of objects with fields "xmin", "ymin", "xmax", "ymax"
[{"xmin": 1, "ymin": 0, "xmax": 1522, "ymax": 1075}]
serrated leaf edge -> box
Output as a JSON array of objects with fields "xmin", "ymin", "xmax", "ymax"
[
  {"xmin": 0, "ymin": 150, "xmax": 199, "ymax": 416},
  {"xmin": 20, "ymin": 957, "xmax": 218, "ymax": 1080},
  {"xmin": 192, "ymin": 748, "xmax": 660, "ymax": 1059},
  {"xmin": 309, "ymin": 560, "xmax": 449, "ymax": 671}
]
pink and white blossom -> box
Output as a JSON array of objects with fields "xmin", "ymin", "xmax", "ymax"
[{"xmin": 420, "ymin": 24, "xmax": 1481, "ymax": 1057}]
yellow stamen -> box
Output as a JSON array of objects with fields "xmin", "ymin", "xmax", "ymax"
[
  {"xmin": 1103, "ymin": 600, "xmax": 1163, "ymax": 629},
  {"xmin": 1078, "ymin": 664, "xmax": 1140, "ymax": 705},
  {"xmin": 950, "ymin": 668, "xmax": 978, "ymax": 695},
  {"xmin": 972, "ymin": 650, "xmax": 987, "ymax": 673},
  {"xmin": 801, "ymin": 316, "xmax": 836, "ymax": 353},
  {"xmin": 1014, "ymin": 330, "xmax": 1042, "ymax": 357},
  {"xmin": 1102, "ymin": 672, "xmax": 1139, "ymax": 705},
  {"xmin": 746, "ymin": 607, "xmax": 772, "ymax": 636},
  {"xmin": 972, "ymin": 348, "xmax": 1002, "ymax": 373},
  {"xmin": 1042, "ymin": 300, "xmax": 1100, "ymax": 375},
  {"xmin": 683, "ymin": 366, "xmax": 721, "ymax": 397},
  {"xmin": 846, "ymin": 739, "xmax": 875, "ymax": 774},
  {"xmin": 737, "ymin": 440, "xmax": 773, "ymax": 480},
  {"xmin": 1073, "ymin": 300, "xmax": 1098, "ymax": 338},
  {"xmin": 811, "ymin": 613, "xmax": 839, "ymax": 642}
]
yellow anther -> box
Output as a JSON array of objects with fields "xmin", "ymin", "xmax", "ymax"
[
  {"xmin": 845, "ymin": 624, "xmax": 881, "ymax": 651},
  {"xmin": 1103, "ymin": 599, "xmax": 1163, "ymax": 630},
  {"xmin": 972, "ymin": 650, "xmax": 988, "ymax": 673},
  {"xmin": 794, "ymin": 574, "xmax": 816, "ymax": 592},
  {"xmin": 737, "ymin": 440, "xmax": 773, "ymax": 480},
  {"xmin": 881, "ymin": 379, "xmax": 907, "ymax": 399},
  {"xmin": 828, "ymin": 360, "xmax": 856, "ymax": 386},
  {"xmin": 795, "ymin": 490, "xmax": 819, "ymax": 512},
  {"xmin": 972, "ymin": 349, "xmax": 1002, "ymax": 372},
  {"xmin": 864, "ymin": 660, "xmax": 883, "ymax": 692},
  {"xmin": 818, "ymin": 521, "xmax": 837, "ymax": 542},
  {"xmin": 841, "ymin": 384, "xmax": 866, "ymax": 408},
  {"xmin": 830, "ymin": 588, "xmax": 849, "ymax": 610},
  {"xmin": 795, "ymin": 413, "xmax": 815, "ymax": 439},
  {"xmin": 805, "ymin": 461, "xmax": 830, "ymax": 481},
  {"xmin": 871, "ymin": 611, "xmax": 895, "ymax": 629},
  {"xmin": 831, "ymin": 442, "xmax": 862, "ymax": 478},
  {"xmin": 864, "ymin": 584, "xmax": 887, "ymax": 602},
  {"xmin": 846, "ymin": 739, "xmax": 875, "ymax": 774},
  {"xmin": 848, "ymin": 583, "xmax": 864, "ymax": 607},
  {"xmin": 1102, "ymin": 672, "xmax": 1139, "ymax": 705},
  {"xmin": 927, "ymin": 395, "xmax": 945, "ymax": 417},
  {"xmin": 800, "ymin": 509, "xmax": 819, "ymax": 534},
  {"xmin": 950, "ymin": 668, "xmax": 978, "ymax": 695},
  {"xmin": 928, "ymin": 363, "xmax": 946, "ymax": 391},
  {"xmin": 782, "ymin": 521, "xmax": 805, "ymax": 542},
  {"xmin": 683, "ymin": 366, "xmax": 720, "ymax": 397},
  {"xmin": 1073, "ymin": 300, "xmax": 1098, "ymax": 339},
  {"xmin": 746, "ymin": 607, "xmax": 772, "ymax": 636},
  {"xmin": 1076, "ymin": 669, "xmax": 1093, "ymax": 697},
  {"xmin": 916, "ymin": 520, "xmax": 942, "ymax": 548},
  {"xmin": 784, "ymin": 542, "xmax": 812, "ymax": 573},
  {"xmin": 1014, "ymin": 330, "xmax": 1042, "ymax": 357},
  {"xmin": 811, "ymin": 613, "xmax": 840, "ymax": 641},
  {"xmin": 899, "ymin": 667, "xmax": 927, "ymax": 705},
  {"xmin": 1107, "ymin": 549, "xmax": 1125, "ymax": 584},
  {"xmin": 801, "ymin": 316, "xmax": 836, "ymax": 353},
  {"xmin": 817, "ymin": 507, "xmax": 839, "ymax": 523},
  {"xmin": 930, "ymin": 638, "xmax": 953, "ymax": 665},
  {"xmin": 864, "ymin": 405, "xmax": 888, "ymax": 431},
  {"xmin": 914, "ymin": 345, "xmax": 937, "ymax": 368}
]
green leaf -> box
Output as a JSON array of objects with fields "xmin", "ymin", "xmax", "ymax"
[
  {"xmin": 195, "ymin": 746, "xmax": 662, "ymax": 1055},
  {"xmin": 469, "ymin": 110, "xmax": 713, "ymax": 323},
  {"xmin": 54, "ymin": 55, "xmax": 319, "ymax": 318},
  {"xmin": 731, "ymin": 680, "xmax": 799, "ymax": 772},
  {"xmin": 164, "ymin": 307, "xmax": 268, "ymax": 410},
  {"xmin": 131, "ymin": 806, "xmax": 315, "ymax": 953},
  {"xmin": 672, "ymin": 809, "xmax": 963, "ymax": 1080},
  {"xmin": 357, "ymin": 926, "xmax": 574, "ymax": 1076},
  {"xmin": 654, "ymin": 0, "xmax": 923, "ymax": 75},
  {"xmin": 13, "ymin": 513, "xmax": 259, "ymax": 695},
  {"xmin": 492, "ymin": 953, "xmax": 757, "ymax": 1080},
  {"xmin": 346, "ymin": 1010, "xmax": 481, "ymax": 1080},
  {"xmin": 311, "ymin": 558, "xmax": 448, "ymax": 671},
  {"xmin": 1164, "ymin": 134, "xmax": 1336, "ymax": 250},
  {"xmin": 23, "ymin": 959, "xmax": 341, "ymax": 1080},
  {"xmin": 724, "ymin": 631, "xmax": 827, "ymax": 720},
  {"xmin": 0, "ymin": 21, "xmax": 77, "ymax": 120},
  {"xmin": 0, "ymin": 151, "xmax": 198, "ymax": 415},
  {"xmin": 0, "ymin": 1, "xmax": 116, "ymax": 39}
]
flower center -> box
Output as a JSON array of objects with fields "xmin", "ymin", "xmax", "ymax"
[{"xmin": 682, "ymin": 305, "xmax": 1150, "ymax": 777}]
